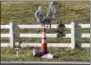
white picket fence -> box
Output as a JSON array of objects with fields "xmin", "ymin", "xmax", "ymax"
[{"xmin": 1, "ymin": 22, "xmax": 90, "ymax": 49}]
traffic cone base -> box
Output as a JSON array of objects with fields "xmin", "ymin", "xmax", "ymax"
[
  {"xmin": 41, "ymin": 53, "xmax": 54, "ymax": 59},
  {"xmin": 40, "ymin": 51, "xmax": 48, "ymax": 56}
]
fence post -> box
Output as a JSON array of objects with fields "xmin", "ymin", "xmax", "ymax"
[
  {"xmin": 71, "ymin": 22, "xmax": 75, "ymax": 49},
  {"xmin": 9, "ymin": 22, "xmax": 14, "ymax": 48}
]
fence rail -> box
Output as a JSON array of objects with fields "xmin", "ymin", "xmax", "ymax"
[
  {"xmin": 1, "ymin": 33, "xmax": 90, "ymax": 38},
  {"xmin": 1, "ymin": 24, "xmax": 90, "ymax": 29},
  {"xmin": 1, "ymin": 43, "xmax": 90, "ymax": 48},
  {"xmin": 1, "ymin": 22, "xmax": 90, "ymax": 49}
]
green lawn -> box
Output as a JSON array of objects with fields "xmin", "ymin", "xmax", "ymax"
[{"xmin": 1, "ymin": 48, "xmax": 90, "ymax": 61}]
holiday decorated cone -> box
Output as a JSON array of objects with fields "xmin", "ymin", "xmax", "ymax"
[{"xmin": 40, "ymin": 26, "xmax": 48, "ymax": 55}]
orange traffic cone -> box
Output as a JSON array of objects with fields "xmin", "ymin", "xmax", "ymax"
[{"xmin": 40, "ymin": 26, "xmax": 48, "ymax": 55}]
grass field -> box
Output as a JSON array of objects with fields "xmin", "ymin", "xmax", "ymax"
[
  {"xmin": 1, "ymin": 47, "xmax": 90, "ymax": 61},
  {"xmin": 1, "ymin": 1, "xmax": 90, "ymax": 61}
]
